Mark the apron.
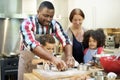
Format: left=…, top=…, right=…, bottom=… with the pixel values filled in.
left=18, top=18, right=39, bottom=80
left=18, top=49, right=37, bottom=80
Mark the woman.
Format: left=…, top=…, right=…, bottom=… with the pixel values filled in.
left=66, top=8, right=86, bottom=63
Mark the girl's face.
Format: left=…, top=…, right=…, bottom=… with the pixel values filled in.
left=72, top=14, right=84, bottom=28
left=43, top=42, right=55, bottom=54
left=89, top=36, right=97, bottom=49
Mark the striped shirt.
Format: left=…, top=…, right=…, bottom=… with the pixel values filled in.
left=20, top=15, right=71, bottom=51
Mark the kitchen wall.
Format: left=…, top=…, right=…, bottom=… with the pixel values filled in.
left=1, top=0, right=120, bottom=30
left=37, top=0, right=120, bottom=29
left=68, top=0, right=120, bottom=29
left=22, top=0, right=37, bottom=14
left=0, top=0, right=22, bottom=17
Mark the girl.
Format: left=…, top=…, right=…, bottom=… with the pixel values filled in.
left=83, top=29, right=106, bottom=63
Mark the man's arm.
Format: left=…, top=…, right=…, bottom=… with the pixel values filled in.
left=54, top=21, right=75, bottom=67
left=64, top=44, right=75, bottom=67
left=20, top=18, right=40, bottom=51
left=64, top=44, right=72, bottom=57
left=33, top=46, right=67, bottom=71
left=32, top=46, right=53, bottom=61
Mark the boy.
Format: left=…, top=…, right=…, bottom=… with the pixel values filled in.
left=32, top=34, right=56, bottom=65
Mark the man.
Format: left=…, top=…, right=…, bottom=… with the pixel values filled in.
left=18, top=1, right=74, bottom=80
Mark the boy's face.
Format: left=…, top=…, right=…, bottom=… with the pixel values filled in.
left=89, top=37, right=97, bottom=49
left=43, top=42, right=55, bottom=54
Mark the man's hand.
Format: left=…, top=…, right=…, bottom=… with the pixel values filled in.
left=51, top=57, right=67, bottom=71
left=63, top=44, right=75, bottom=68
left=65, top=56, right=75, bottom=68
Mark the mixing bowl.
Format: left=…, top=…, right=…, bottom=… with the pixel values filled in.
left=100, top=56, right=120, bottom=74
left=93, top=54, right=114, bottom=68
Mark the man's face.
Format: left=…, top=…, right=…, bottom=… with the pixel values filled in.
left=43, top=42, right=55, bottom=54
left=37, top=7, right=54, bottom=26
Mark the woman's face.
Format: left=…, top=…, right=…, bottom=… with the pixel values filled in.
left=37, top=7, right=54, bottom=26
left=89, top=37, right=97, bottom=49
left=72, top=14, right=84, bottom=27
left=43, top=42, right=55, bottom=54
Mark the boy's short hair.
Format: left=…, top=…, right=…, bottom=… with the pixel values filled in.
left=38, top=34, right=55, bottom=46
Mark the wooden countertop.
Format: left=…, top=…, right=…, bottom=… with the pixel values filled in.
left=24, top=68, right=92, bottom=80
left=24, top=67, right=120, bottom=80
left=24, top=73, right=40, bottom=80
left=32, top=68, right=91, bottom=80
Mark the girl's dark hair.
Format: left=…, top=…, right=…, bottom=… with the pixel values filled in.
left=83, top=30, right=94, bottom=49
left=83, top=28, right=106, bottom=49
left=95, top=28, right=106, bottom=47
left=39, top=1, right=54, bottom=10
left=38, top=34, right=55, bottom=46
left=69, top=8, right=85, bottom=22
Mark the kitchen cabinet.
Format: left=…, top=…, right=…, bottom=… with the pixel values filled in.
left=106, top=28, right=120, bottom=35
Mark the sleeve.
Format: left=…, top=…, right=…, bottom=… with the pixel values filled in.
left=65, top=27, right=73, bottom=44
left=54, top=21, right=72, bottom=47
left=83, top=48, right=88, bottom=55
left=20, top=18, right=40, bottom=51
left=97, top=47, right=103, bottom=54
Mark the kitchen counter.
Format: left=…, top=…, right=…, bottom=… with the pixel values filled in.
left=24, top=73, right=40, bottom=80
left=104, top=48, right=120, bottom=53
left=24, top=68, right=91, bottom=80
left=24, top=67, right=120, bottom=80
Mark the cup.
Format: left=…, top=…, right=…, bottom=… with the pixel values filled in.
left=107, top=72, right=117, bottom=80
left=83, top=65, right=88, bottom=71
left=107, top=77, right=116, bottom=80
left=78, top=64, right=83, bottom=70
left=95, top=75, right=105, bottom=80
left=37, top=65, right=43, bottom=70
